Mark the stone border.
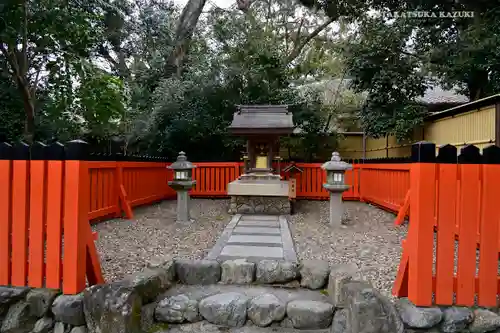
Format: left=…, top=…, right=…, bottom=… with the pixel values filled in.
left=2, top=258, right=500, bottom=333
left=279, top=215, right=297, bottom=262
left=205, top=214, right=242, bottom=261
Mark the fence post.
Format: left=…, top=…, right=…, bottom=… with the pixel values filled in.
left=45, top=142, right=65, bottom=289
left=11, top=142, right=30, bottom=286
left=62, top=140, right=89, bottom=294
left=408, top=141, right=436, bottom=306
left=0, top=142, right=13, bottom=285
left=28, top=142, right=47, bottom=287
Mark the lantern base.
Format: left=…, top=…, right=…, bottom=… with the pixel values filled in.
left=228, top=195, right=291, bottom=215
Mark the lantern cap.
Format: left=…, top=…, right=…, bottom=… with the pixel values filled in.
left=168, top=151, right=196, bottom=170
left=321, top=152, right=352, bottom=171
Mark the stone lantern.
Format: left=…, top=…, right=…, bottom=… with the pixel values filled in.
left=321, top=152, right=352, bottom=226
left=168, top=151, right=196, bottom=223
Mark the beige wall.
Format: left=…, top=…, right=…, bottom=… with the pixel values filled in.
left=335, top=103, right=496, bottom=158
left=424, top=105, right=495, bottom=153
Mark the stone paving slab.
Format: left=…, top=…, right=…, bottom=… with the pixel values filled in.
left=239, top=215, right=279, bottom=221
left=232, top=227, right=281, bottom=235
left=237, top=220, right=280, bottom=228
left=220, top=245, right=284, bottom=258
left=227, top=235, right=282, bottom=244
left=206, top=214, right=297, bottom=263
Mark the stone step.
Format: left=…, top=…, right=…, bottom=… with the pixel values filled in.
left=239, top=215, right=279, bottom=221
left=220, top=245, right=284, bottom=259
left=237, top=221, right=280, bottom=228
left=232, top=227, right=281, bottom=235
left=227, top=235, right=282, bottom=245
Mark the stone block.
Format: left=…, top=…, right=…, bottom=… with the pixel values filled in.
left=328, top=263, right=361, bottom=307
left=123, top=267, right=172, bottom=303
left=331, top=308, right=350, bottom=333
left=155, top=294, right=200, bottom=323
left=300, top=259, right=330, bottom=290
left=1, top=301, right=38, bottom=333
left=344, top=282, right=403, bottom=333
left=70, top=327, right=87, bottom=333
left=198, top=292, right=248, bottom=327
left=255, top=260, right=298, bottom=284
left=51, top=294, right=85, bottom=326
left=247, top=293, right=285, bottom=327
left=0, top=287, right=30, bottom=315
left=174, top=259, right=221, bottom=285
left=83, top=282, right=141, bottom=333
left=26, top=288, right=59, bottom=317
left=229, top=196, right=291, bottom=215
left=469, top=308, right=500, bottom=333
left=440, top=307, right=474, bottom=333
left=147, top=258, right=176, bottom=281
left=286, top=300, right=334, bottom=329
left=395, top=298, right=442, bottom=329
left=31, top=317, right=54, bottom=333
left=53, top=322, right=71, bottom=333
left=140, top=302, right=156, bottom=333
left=220, top=259, right=255, bottom=284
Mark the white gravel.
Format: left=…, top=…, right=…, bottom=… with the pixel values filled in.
left=91, top=199, right=230, bottom=282
left=92, top=199, right=407, bottom=297
left=288, top=200, right=408, bottom=297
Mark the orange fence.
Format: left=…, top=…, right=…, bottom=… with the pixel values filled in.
left=393, top=143, right=500, bottom=307
left=0, top=141, right=104, bottom=294
left=188, top=162, right=408, bottom=212
left=88, top=162, right=174, bottom=221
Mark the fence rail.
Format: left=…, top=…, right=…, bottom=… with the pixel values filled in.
left=393, top=143, right=500, bottom=307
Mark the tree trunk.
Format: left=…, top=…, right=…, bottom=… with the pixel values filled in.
left=16, top=75, right=35, bottom=143
left=163, top=0, right=207, bottom=77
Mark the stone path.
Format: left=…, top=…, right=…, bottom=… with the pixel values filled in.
left=206, top=214, right=297, bottom=263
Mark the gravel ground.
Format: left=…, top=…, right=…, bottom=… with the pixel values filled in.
left=92, top=199, right=407, bottom=297
left=289, top=200, right=408, bottom=297
left=91, top=199, right=230, bottom=282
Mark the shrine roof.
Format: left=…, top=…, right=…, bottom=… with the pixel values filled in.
left=229, top=105, right=294, bottom=134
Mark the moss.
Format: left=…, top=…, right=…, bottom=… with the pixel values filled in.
left=148, top=323, right=169, bottom=333
left=320, top=289, right=329, bottom=296
left=216, top=215, right=225, bottom=221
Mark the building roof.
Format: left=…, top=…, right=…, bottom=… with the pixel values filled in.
left=229, top=105, right=294, bottom=135
left=299, top=79, right=468, bottom=106
left=425, top=93, right=500, bottom=121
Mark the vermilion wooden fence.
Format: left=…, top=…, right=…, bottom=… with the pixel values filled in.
left=393, top=143, right=500, bottom=307
left=88, top=161, right=174, bottom=221
left=0, top=141, right=104, bottom=294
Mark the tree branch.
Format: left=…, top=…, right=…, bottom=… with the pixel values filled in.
left=21, top=0, right=28, bottom=75
left=286, top=17, right=334, bottom=65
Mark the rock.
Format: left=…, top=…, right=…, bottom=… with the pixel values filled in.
left=247, top=294, right=285, bottom=327
left=198, top=292, right=248, bottom=327
left=328, top=263, right=360, bottom=307
left=255, top=260, right=298, bottom=284
left=343, top=281, right=404, bottom=333
left=174, top=259, right=221, bottom=285
left=155, top=294, right=200, bottom=323
left=140, top=302, right=157, bottom=333
left=83, top=282, right=141, bottom=333
left=26, top=289, right=59, bottom=317
left=1, top=301, right=38, bottom=333
left=123, top=267, right=172, bottom=303
left=51, top=294, right=85, bottom=326
left=286, top=300, right=334, bottom=329
left=53, top=322, right=71, bottom=333
left=469, top=309, right=500, bottom=333
left=300, top=260, right=330, bottom=290
left=220, top=259, right=255, bottom=284
left=331, top=308, right=349, bottom=333
left=147, top=258, right=176, bottom=281
left=440, top=307, right=474, bottom=333
left=0, top=287, right=30, bottom=306
left=396, top=298, right=442, bottom=329
left=31, top=317, right=54, bottom=333
left=69, top=327, right=87, bottom=333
